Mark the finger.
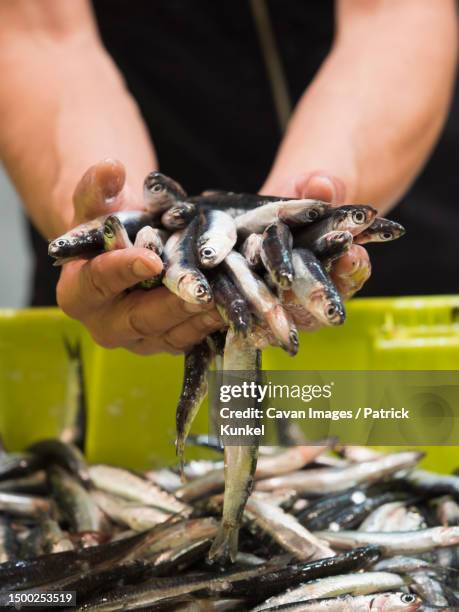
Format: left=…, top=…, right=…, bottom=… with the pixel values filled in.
left=83, top=287, right=216, bottom=348
left=57, top=248, right=163, bottom=317
left=131, top=310, right=224, bottom=355
left=330, top=244, right=371, bottom=300
left=294, top=171, right=346, bottom=205
left=73, top=159, right=126, bottom=222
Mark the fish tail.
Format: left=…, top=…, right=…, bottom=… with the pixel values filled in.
left=207, top=523, right=239, bottom=564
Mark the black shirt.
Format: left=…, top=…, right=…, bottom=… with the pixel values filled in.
left=29, top=0, right=459, bottom=305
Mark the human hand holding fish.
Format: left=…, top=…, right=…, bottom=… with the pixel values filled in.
left=56, top=160, right=222, bottom=355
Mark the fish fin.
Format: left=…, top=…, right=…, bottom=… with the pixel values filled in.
left=207, top=524, right=239, bottom=564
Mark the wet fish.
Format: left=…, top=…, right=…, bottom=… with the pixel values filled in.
left=240, top=233, right=264, bottom=269
left=103, top=214, right=133, bottom=250
left=143, top=171, right=187, bottom=214
left=360, top=502, right=425, bottom=533
left=49, top=466, right=107, bottom=533
left=163, top=219, right=213, bottom=304
left=208, top=331, right=260, bottom=564
left=251, top=571, right=407, bottom=610
left=354, top=217, right=406, bottom=245
left=91, top=490, right=170, bottom=531
left=305, top=230, right=353, bottom=268
left=197, top=208, right=237, bottom=268
left=0, top=452, right=44, bottom=482
left=294, top=205, right=377, bottom=246
left=288, top=248, right=345, bottom=327
left=434, top=496, right=459, bottom=526
left=88, top=465, right=190, bottom=515
left=61, top=339, right=86, bottom=451
left=28, top=439, right=91, bottom=485
left=410, top=573, right=450, bottom=608
left=315, top=526, right=459, bottom=555
left=236, top=199, right=330, bottom=237
left=162, top=201, right=197, bottom=230
left=223, top=251, right=298, bottom=355
left=256, top=451, right=423, bottom=494
left=405, top=469, right=459, bottom=500
left=259, top=592, right=421, bottom=611
left=245, top=497, right=334, bottom=561
left=210, top=271, right=252, bottom=336
left=133, top=225, right=168, bottom=256
left=260, top=222, right=294, bottom=289
left=0, top=491, right=51, bottom=518
left=48, top=210, right=156, bottom=261
left=176, top=339, right=213, bottom=469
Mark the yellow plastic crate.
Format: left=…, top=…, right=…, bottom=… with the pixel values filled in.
left=0, top=296, right=458, bottom=472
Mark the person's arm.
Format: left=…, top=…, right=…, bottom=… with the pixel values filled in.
left=0, top=0, right=221, bottom=353
left=262, top=0, right=458, bottom=212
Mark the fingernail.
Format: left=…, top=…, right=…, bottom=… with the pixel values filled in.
left=133, top=258, right=157, bottom=278
left=303, top=175, right=337, bottom=203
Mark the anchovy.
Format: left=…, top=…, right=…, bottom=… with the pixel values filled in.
left=20, top=519, right=73, bottom=558
left=210, top=272, right=252, bottom=336
left=208, top=331, right=260, bottom=564
left=240, top=233, right=264, bottom=269
left=315, top=526, right=459, bottom=555
left=224, top=251, right=298, bottom=355
left=60, top=339, right=86, bottom=451
left=0, top=491, right=51, bottom=518
left=197, top=208, right=237, bottom=267
left=88, top=465, right=190, bottom=515
left=0, top=453, right=44, bottom=482
left=163, top=218, right=213, bottom=304
left=302, top=230, right=353, bottom=269
left=359, top=502, right=425, bottom=533
left=48, top=210, right=156, bottom=261
left=405, top=469, right=459, bottom=500
left=410, top=573, right=450, bottom=608
left=49, top=466, right=107, bottom=533
left=236, top=199, right=330, bottom=237
left=103, top=214, right=133, bottom=250
left=256, top=451, right=423, bottom=494
left=257, top=592, right=421, bottom=611
left=251, top=571, right=407, bottom=610
left=354, top=217, right=406, bottom=245
left=27, top=439, right=91, bottom=485
left=161, top=201, right=197, bottom=229
left=143, top=171, right=187, bottom=214
left=91, top=490, right=170, bottom=531
left=133, top=226, right=168, bottom=256
left=289, top=249, right=345, bottom=327
left=245, top=497, right=334, bottom=561
left=260, top=222, right=294, bottom=289
left=176, top=339, right=213, bottom=469
left=435, top=496, right=459, bottom=526
left=294, top=205, right=377, bottom=246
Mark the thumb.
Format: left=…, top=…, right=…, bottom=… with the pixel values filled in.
left=72, top=159, right=126, bottom=223
left=293, top=171, right=346, bottom=205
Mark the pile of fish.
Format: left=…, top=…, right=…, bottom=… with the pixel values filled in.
left=2, top=439, right=459, bottom=609
left=48, top=173, right=405, bottom=562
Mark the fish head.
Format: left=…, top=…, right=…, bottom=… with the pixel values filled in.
left=335, top=205, right=377, bottom=232
left=48, top=233, right=84, bottom=259
left=362, top=218, right=406, bottom=243
left=134, top=226, right=163, bottom=253
left=308, top=289, right=345, bottom=326
left=178, top=273, right=213, bottom=304
left=103, top=215, right=131, bottom=250
left=143, top=172, right=187, bottom=212
left=162, top=203, right=196, bottom=229
left=371, top=592, right=421, bottom=611
left=280, top=200, right=331, bottom=225
left=199, top=244, right=219, bottom=267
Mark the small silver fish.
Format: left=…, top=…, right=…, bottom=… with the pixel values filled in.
left=143, top=171, right=187, bottom=214
left=354, top=217, right=406, bottom=245
left=240, top=234, right=263, bottom=269
left=163, top=219, right=213, bottom=304
left=197, top=209, right=237, bottom=268
left=161, top=202, right=197, bottom=230
left=260, top=221, right=294, bottom=289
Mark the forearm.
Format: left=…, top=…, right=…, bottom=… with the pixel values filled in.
left=0, top=0, right=155, bottom=238
left=263, top=0, right=458, bottom=212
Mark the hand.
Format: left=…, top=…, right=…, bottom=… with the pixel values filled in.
left=260, top=170, right=371, bottom=325
left=56, top=160, right=222, bottom=355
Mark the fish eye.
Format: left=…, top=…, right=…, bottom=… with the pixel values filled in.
left=352, top=210, right=366, bottom=224
left=57, top=240, right=66, bottom=246
left=289, top=330, right=299, bottom=345
left=195, top=284, right=207, bottom=298
left=401, top=594, right=416, bottom=604
left=104, top=227, right=114, bottom=239
left=308, top=209, right=320, bottom=220
left=152, top=183, right=163, bottom=193
left=381, top=231, right=392, bottom=240
left=326, top=305, right=337, bottom=318
left=201, top=247, right=215, bottom=259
